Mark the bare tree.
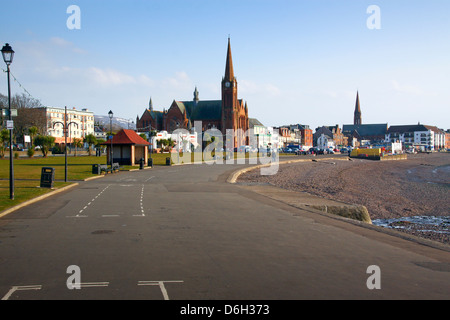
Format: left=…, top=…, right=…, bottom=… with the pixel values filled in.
left=11, top=93, right=46, bottom=143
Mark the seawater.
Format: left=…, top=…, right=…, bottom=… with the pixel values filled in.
left=372, top=216, right=450, bottom=234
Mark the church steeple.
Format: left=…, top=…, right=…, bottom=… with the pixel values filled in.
left=193, top=86, right=199, bottom=104
left=224, top=37, right=234, bottom=82
left=149, top=97, right=153, bottom=112
left=222, top=37, right=238, bottom=133
left=354, top=91, right=362, bottom=125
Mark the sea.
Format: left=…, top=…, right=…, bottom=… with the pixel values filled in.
left=372, top=215, right=450, bottom=234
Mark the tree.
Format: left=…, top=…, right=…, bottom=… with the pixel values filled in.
left=0, top=129, right=9, bottom=158
left=84, top=134, right=97, bottom=156
left=159, top=138, right=174, bottom=152
left=139, top=133, right=148, bottom=141
left=34, top=135, right=55, bottom=157
left=28, top=126, right=38, bottom=147
left=10, top=93, right=45, bottom=143
left=95, top=138, right=105, bottom=155
left=72, top=138, right=83, bottom=157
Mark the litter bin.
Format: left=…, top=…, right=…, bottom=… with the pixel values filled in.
left=139, top=158, right=145, bottom=170
left=40, top=167, right=55, bottom=188
left=148, top=158, right=153, bottom=167
left=92, top=164, right=101, bottom=174
left=166, top=157, right=171, bottom=166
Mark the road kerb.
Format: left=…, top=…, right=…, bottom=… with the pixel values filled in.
left=0, top=183, right=79, bottom=219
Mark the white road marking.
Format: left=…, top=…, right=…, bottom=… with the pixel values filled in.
left=68, top=184, right=111, bottom=218
left=134, top=184, right=146, bottom=217
left=78, top=282, right=109, bottom=288
left=2, top=285, right=42, bottom=300
left=137, top=280, right=183, bottom=300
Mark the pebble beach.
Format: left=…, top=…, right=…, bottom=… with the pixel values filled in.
left=238, top=152, right=450, bottom=245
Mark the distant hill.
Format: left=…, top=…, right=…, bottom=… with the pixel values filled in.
left=95, top=115, right=136, bottom=130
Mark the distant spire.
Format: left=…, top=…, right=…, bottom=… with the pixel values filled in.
left=149, top=97, right=153, bottom=111
left=193, top=86, right=199, bottom=104
left=224, top=37, right=234, bottom=81
left=354, top=91, right=362, bottom=125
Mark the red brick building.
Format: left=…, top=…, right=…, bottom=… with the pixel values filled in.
left=136, top=38, right=249, bottom=147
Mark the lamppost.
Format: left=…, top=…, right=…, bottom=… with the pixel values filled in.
left=2, top=43, right=15, bottom=200
left=53, top=106, right=78, bottom=182
left=108, top=110, right=113, bottom=168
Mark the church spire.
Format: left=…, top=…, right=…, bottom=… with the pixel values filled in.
left=193, top=86, right=199, bottom=104
left=354, top=91, right=362, bottom=125
left=149, top=97, right=153, bottom=111
left=224, top=37, right=234, bottom=82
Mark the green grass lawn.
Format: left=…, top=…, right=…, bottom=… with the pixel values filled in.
left=0, top=180, right=72, bottom=213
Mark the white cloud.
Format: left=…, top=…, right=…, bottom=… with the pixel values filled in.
left=239, top=79, right=281, bottom=97
left=89, top=67, right=137, bottom=86
left=50, top=37, right=87, bottom=54
left=162, top=71, right=192, bottom=90
left=391, top=80, right=427, bottom=96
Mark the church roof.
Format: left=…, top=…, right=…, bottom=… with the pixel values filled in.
left=343, top=124, right=388, bottom=137
left=175, top=100, right=223, bottom=121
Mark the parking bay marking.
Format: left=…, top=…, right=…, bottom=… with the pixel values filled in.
left=138, top=280, right=184, bottom=300
left=2, top=281, right=182, bottom=299
left=2, top=285, right=42, bottom=300
left=67, top=184, right=111, bottom=218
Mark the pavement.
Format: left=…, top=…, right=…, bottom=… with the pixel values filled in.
left=0, top=157, right=449, bottom=301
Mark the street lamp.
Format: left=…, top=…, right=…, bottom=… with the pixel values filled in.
left=53, top=106, right=78, bottom=182
left=2, top=43, right=15, bottom=200
left=108, top=110, right=113, bottom=168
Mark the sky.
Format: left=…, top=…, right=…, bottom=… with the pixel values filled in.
left=0, top=0, right=449, bottom=130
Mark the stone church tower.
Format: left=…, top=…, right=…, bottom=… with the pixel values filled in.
left=221, top=38, right=248, bottom=147
left=354, top=91, right=362, bottom=125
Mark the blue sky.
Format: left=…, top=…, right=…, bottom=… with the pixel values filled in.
left=0, top=0, right=449, bottom=130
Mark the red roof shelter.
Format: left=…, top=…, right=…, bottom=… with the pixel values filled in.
left=102, top=129, right=150, bottom=166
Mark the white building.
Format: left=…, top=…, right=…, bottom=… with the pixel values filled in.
left=249, top=118, right=272, bottom=148
left=317, top=133, right=335, bottom=149
left=40, top=106, right=95, bottom=144
left=386, top=124, right=445, bottom=151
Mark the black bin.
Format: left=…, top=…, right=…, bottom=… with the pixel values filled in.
left=40, top=167, right=55, bottom=188
left=139, top=158, right=145, bottom=170
left=92, top=164, right=101, bottom=174
left=148, top=158, right=153, bottom=167
left=166, top=157, right=171, bottom=166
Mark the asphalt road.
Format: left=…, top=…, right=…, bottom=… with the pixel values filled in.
left=0, top=158, right=449, bottom=301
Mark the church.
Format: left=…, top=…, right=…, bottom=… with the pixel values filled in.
left=136, top=38, right=249, bottom=147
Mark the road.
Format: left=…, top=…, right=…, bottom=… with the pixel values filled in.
left=0, top=158, right=449, bottom=301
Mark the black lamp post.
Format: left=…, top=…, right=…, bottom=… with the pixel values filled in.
left=2, top=43, right=15, bottom=200
left=108, top=110, right=113, bottom=168
left=53, top=106, right=78, bottom=182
